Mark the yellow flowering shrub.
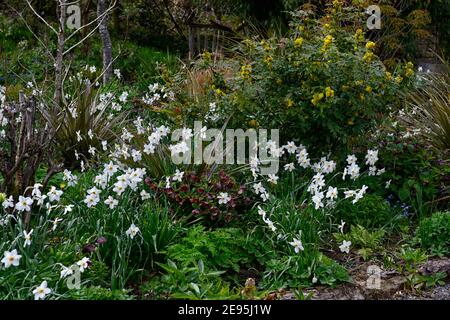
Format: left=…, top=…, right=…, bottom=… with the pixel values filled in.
left=210, top=5, right=415, bottom=151
left=165, top=4, right=415, bottom=153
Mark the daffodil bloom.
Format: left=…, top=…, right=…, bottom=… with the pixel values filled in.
left=172, top=169, right=184, bottom=182
left=257, top=206, right=266, bottom=220
left=253, top=182, right=265, bottom=195
left=15, top=196, right=33, bottom=212
left=289, top=238, right=304, bottom=253
left=104, top=196, right=119, bottom=209
left=33, top=281, right=51, bottom=300
left=312, top=192, right=324, bottom=209
left=23, top=229, right=33, bottom=247
left=218, top=192, right=231, bottom=205
left=338, top=220, right=346, bottom=233
left=2, top=195, right=14, bottom=209
left=52, top=218, right=63, bottom=231
left=2, top=249, right=22, bottom=268
left=47, top=186, right=63, bottom=203
left=140, top=190, right=151, bottom=201
left=264, top=219, right=277, bottom=232
left=126, top=223, right=140, bottom=239
left=326, top=186, right=338, bottom=201
left=339, top=240, right=351, bottom=254
left=77, top=257, right=91, bottom=272
left=60, top=265, right=74, bottom=279
left=267, top=174, right=278, bottom=184
left=284, top=163, right=295, bottom=172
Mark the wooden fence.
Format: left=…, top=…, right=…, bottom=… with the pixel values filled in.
left=187, top=20, right=235, bottom=60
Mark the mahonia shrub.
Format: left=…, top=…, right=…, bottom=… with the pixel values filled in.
left=172, top=4, right=415, bottom=153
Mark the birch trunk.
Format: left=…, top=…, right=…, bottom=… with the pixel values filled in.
left=54, top=0, right=67, bottom=107
left=98, top=0, right=113, bottom=84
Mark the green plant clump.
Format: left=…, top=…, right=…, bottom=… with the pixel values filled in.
left=415, top=212, right=450, bottom=256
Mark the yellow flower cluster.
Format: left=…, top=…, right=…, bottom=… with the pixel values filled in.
left=354, top=29, right=364, bottom=43
left=0, top=192, right=6, bottom=203
left=365, top=41, right=376, bottom=50
left=201, top=51, right=212, bottom=62
left=248, top=119, right=259, bottom=127
left=260, top=40, right=271, bottom=52
left=312, top=86, right=335, bottom=106
left=332, top=0, right=342, bottom=8
left=321, top=35, right=334, bottom=53
left=363, top=41, right=376, bottom=63
left=294, top=37, right=304, bottom=48
left=212, top=85, right=225, bottom=96
left=286, top=98, right=294, bottom=108
left=311, top=92, right=324, bottom=106
left=264, top=56, right=273, bottom=65
left=363, top=51, right=374, bottom=63
left=240, top=65, right=252, bottom=79
left=405, top=62, right=414, bottom=77
left=325, top=86, right=335, bottom=98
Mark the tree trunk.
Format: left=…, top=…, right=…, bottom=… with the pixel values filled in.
left=81, top=0, right=93, bottom=56
left=98, top=0, right=113, bottom=84
left=55, top=0, right=67, bottom=108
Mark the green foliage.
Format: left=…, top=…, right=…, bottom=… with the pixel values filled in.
left=66, top=286, right=135, bottom=300
left=40, top=80, right=128, bottom=169
left=262, top=252, right=349, bottom=289
left=166, top=226, right=262, bottom=273
left=146, top=260, right=239, bottom=300
left=334, top=225, right=385, bottom=260
left=0, top=173, right=181, bottom=297
left=398, top=247, right=429, bottom=274
left=397, top=247, right=429, bottom=292
left=115, top=42, right=179, bottom=91
left=259, top=191, right=326, bottom=251
left=369, top=119, right=449, bottom=215
left=334, top=194, right=401, bottom=230
left=414, top=212, right=450, bottom=256
left=405, top=71, right=450, bottom=152
left=422, top=272, right=447, bottom=288
left=293, top=287, right=314, bottom=300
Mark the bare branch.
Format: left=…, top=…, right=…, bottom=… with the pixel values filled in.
left=25, top=0, right=58, bottom=35
left=63, top=24, right=100, bottom=55
left=8, top=5, right=55, bottom=64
